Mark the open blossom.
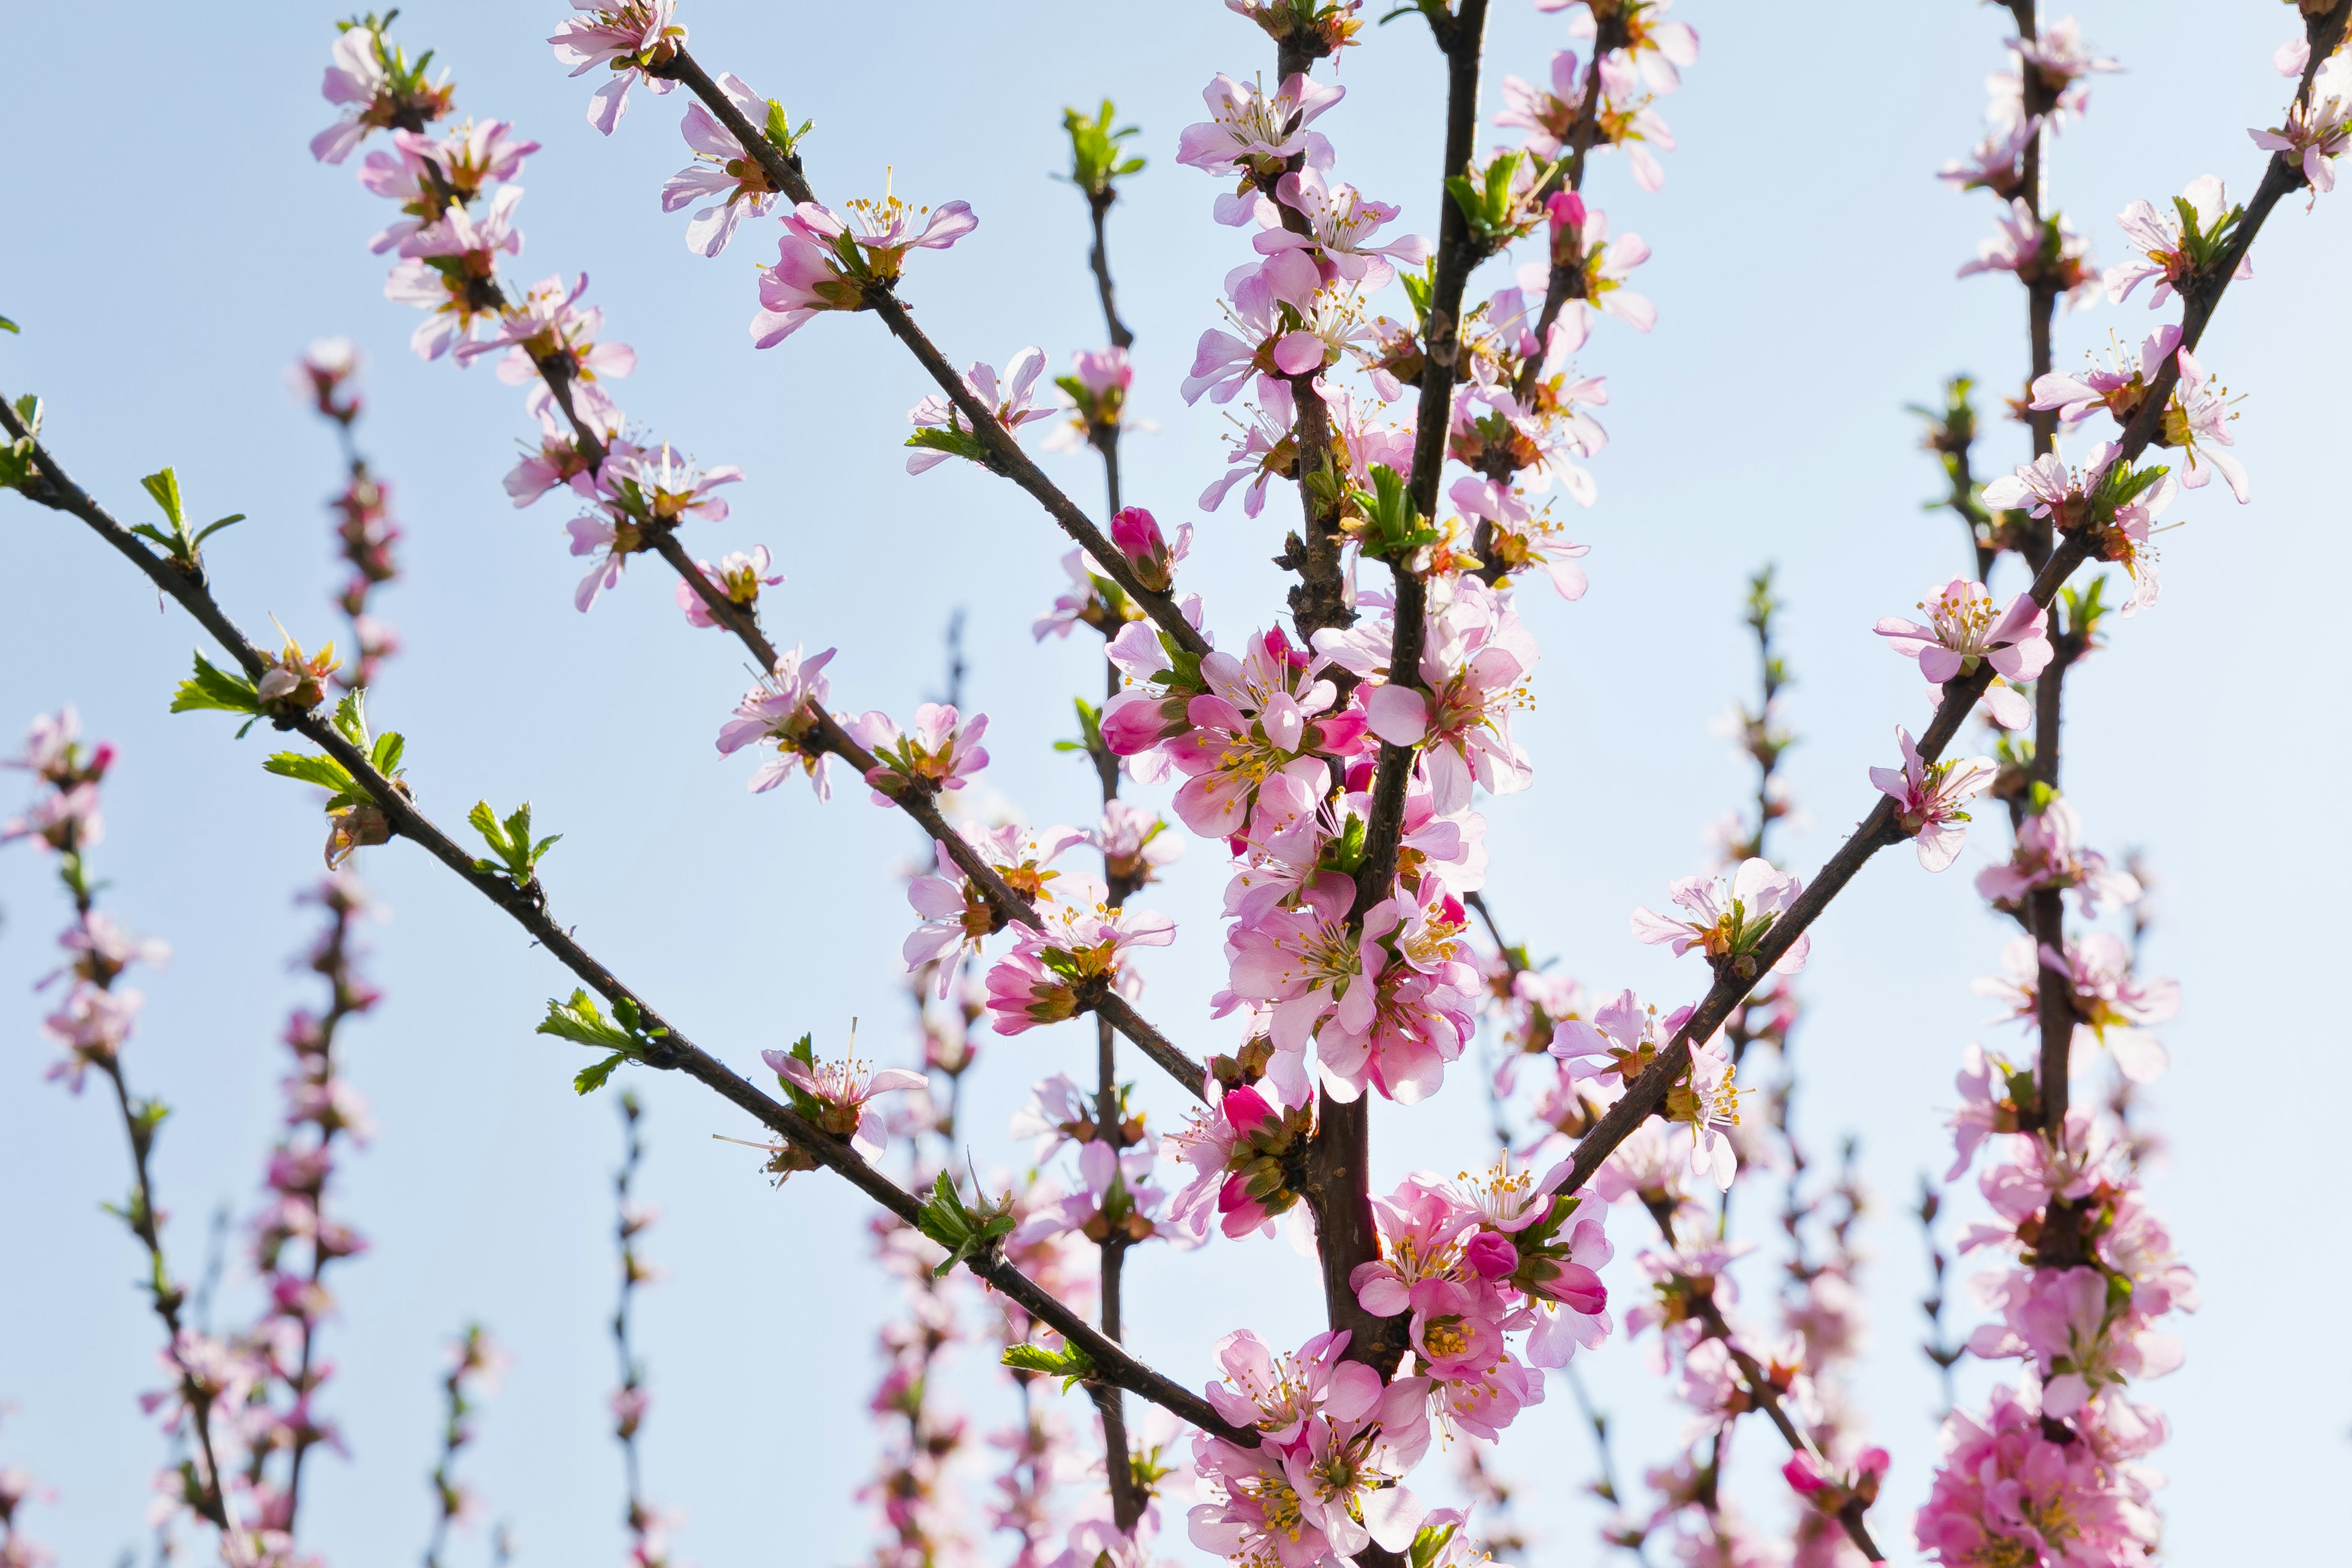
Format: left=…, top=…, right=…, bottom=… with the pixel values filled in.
left=1632, top=858, right=1811, bottom=976
left=1352, top=581, right=1540, bottom=815
left=715, top=644, right=836, bottom=797
left=548, top=2, right=685, bottom=134
left=1875, top=578, right=2051, bottom=687
left=1869, top=726, right=1996, bottom=872
left=906, top=347, right=1055, bottom=473
left=1182, top=252, right=1372, bottom=406
left=1958, top=197, right=2103, bottom=309
left=2162, top=345, right=2248, bottom=502
left=1199, top=375, right=1297, bottom=516
left=1499, top=51, right=1672, bottom=187
left=1153, top=630, right=1368, bottom=839
left=2105, top=175, right=2249, bottom=307
left=472, top=274, right=639, bottom=433
left=1540, top=193, right=1654, bottom=353
left=1939, top=117, right=2040, bottom=200
left=1974, top=931, right=2177, bottom=1083
left=847, top=704, right=990, bottom=804
left=1091, top=798, right=1183, bottom=889
left=1253, top=167, right=1430, bottom=290
left=983, top=875, right=1174, bottom=1036
left=40, top=982, right=142, bottom=1091
left=1973, top=796, right=2139, bottom=914
left=2250, top=51, right=2352, bottom=198
left=1202, top=1328, right=1381, bottom=1445
left=675, top=546, right=783, bottom=627
left=383, top=185, right=524, bottom=361
left=1914, top=1385, right=2157, bottom=1566
left=751, top=194, right=978, bottom=347
left=362, top=120, right=539, bottom=253
left=903, top=822, right=1087, bottom=984
left=760, top=1047, right=928, bottom=1163
left=312, top=22, right=451, bottom=164
left=1175, top=72, right=1344, bottom=192
left=663, top=72, right=782, bottom=255
left=1546, top=0, right=1702, bottom=96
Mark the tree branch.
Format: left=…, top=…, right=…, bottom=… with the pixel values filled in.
left=647, top=48, right=1207, bottom=660
left=0, top=419, right=1238, bottom=1446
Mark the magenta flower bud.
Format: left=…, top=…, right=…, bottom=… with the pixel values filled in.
left=1110, top=506, right=1175, bottom=593
left=1463, top=1230, right=1518, bottom=1280
left=1221, top=1083, right=1276, bottom=1138
left=1782, top=1454, right=1826, bottom=1494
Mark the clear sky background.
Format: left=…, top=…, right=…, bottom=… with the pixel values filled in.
left=2, top=2, right=2345, bottom=1564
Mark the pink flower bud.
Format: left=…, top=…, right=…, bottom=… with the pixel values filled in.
left=1464, top=1230, right=1518, bottom=1279
left=1782, top=1453, right=1826, bottom=1494
left=1222, top=1083, right=1277, bottom=1137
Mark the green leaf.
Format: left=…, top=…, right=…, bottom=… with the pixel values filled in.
left=761, top=99, right=814, bottom=157
left=371, top=730, right=405, bottom=777
left=574, top=1050, right=631, bottom=1095
left=331, top=688, right=371, bottom=748
left=170, top=651, right=265, bottom=717
left=905, top=424, right=993, bottom=467
left=915, top=1170, right=1017, bottom=1276
left=263, top=752, right=361, bottom=797
left=1000, top=1340, right=1097, bottom=1392
left=192, top=513, right=246, bottom=545
left=139, top=468, right=186, bottom=530
left=536, top=989, right=640, bottom=1053
left=1408, top=1521, right=1462, bottom=1568
left=0, top=315, right=17, bottom=334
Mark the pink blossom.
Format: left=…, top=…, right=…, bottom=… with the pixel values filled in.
left=548, top=2, right=685, bottom=135
left=1546, top=0, right=1701, bottom=96
left=1181, top=252, right=1363, bottom=406
left=1630, top=858, right=1811, bottom=975
left=662, top=72, right=780, bottom=255
left=1198, top=375, right=1297, bottom=515
left=715, top=644, right=837, bottom=797
left=2105, top=175, right=2249, bottom=307
left=1973, top=796, right=2140, bottom=914
left=383, top=185, right=526, bottom=361
left=1201, top=1328, right=1379, bottom=1445
left=1540, top=193, right=1655, bottom=353
left=759, top=1046, right=929, bottom=1163
left=1175, top=72, right=1346, bottom=186
left=751, top=195, right=977, bottom=347
left=1869, top=726, right=1996, bottom=872
left=1278, top=1384, right=1433, bottom=1561
left=312, top=23, right=450, bottom=164
left=1874, top=579, right=2052, bottom=704
left=906, top=348, right=1055, bottom=474
left=1160, top=631, right=1366, bottom=839
left=1090, top=798, right=1184, bottom=889
left=2165, top=346, right=2248, bottom=502
left=1354, top=579, right=1539, bottom=813
left=846, top=704, right=990, bottom=802
left=1253, top=167, right=1431, bottom=290
left=39, top=982, right=141, bottom=1091
left=2249, top=52, right=2352, bottom=198
left=675, top=546, right=783, bottom=628
left=1958, top=197, right=2103, bottom=310
left=903, top=822, right=1087, bottom=984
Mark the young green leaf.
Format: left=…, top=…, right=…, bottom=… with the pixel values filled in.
left=536, top=989, right=641, bottom=1053
left=1000, top=1340, right=1098, bottom=1392
left=574, top=1050, right=631, bottom=1095
left=0, top=315, right=17, bottom=334
left=169, top=651, right=266, bottom=717
left=263, top=752, right=362, bottom=799
left=140, top=468, right=186, bottom=530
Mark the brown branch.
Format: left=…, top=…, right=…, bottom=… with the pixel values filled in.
left=1549, top=26, right=2343, bottom=1199
left=0, top=421, right=1238, bottom=1447
left=647, top=48, right=1207, bottom=661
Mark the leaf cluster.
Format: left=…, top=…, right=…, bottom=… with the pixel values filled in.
left=130, top=467, right=243, bottom=573
left=261, top=690, right=405, bottom=810
left=0, top=393, right=40, bottom=491
left=1000, top=1339, right=1098, bottom=1392
left=1445, top=150, right=1556, bottom=251
left=468, top=800, right=560, bottom=891
left=1351, top=464, right=1440, bottom=562
left=914, top=1170, right=1017, bottom=1277
left=537, top=989, right=671, bottom=1095
left=1061, top=100, right=1145, bottom=198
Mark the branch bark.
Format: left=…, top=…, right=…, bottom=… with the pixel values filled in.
left=0, top=419, right=1238, bottom=1447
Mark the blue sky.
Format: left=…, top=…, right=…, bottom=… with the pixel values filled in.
left=2, top=2, right=2346, bottom=1564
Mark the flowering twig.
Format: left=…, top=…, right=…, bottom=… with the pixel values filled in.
left=610, top=1091, right=672, bottom=1567
left=0, top=415, right=1243, bottom=1446
left=646, top=47, right=1210, bottom=660
left=423, top=1325, right=500, bottom=1568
